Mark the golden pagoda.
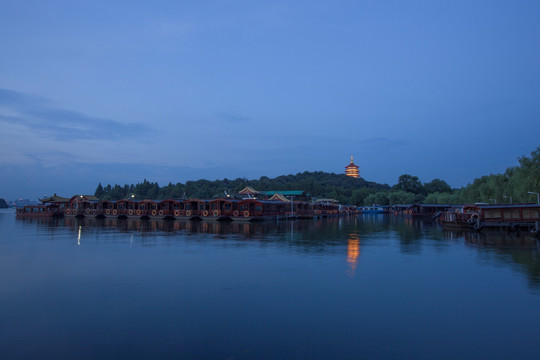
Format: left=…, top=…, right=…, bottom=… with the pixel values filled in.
left=345, top=155, right=360, bottom=178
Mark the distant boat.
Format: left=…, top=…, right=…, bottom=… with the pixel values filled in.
left=359, top=206, right=385, bottom=214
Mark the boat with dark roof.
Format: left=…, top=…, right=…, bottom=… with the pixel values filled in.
left=439, top=203, right=540, bottom=234
left=16, top=194, right=70, bottom=218
left=15, top=186, right=347, bottom=221
left=16, top=204, right=60, bottom=217
left=229, top=199, right=290, bottom=221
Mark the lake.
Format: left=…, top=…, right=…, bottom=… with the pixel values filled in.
left=1, top=208, right=539, bottom=359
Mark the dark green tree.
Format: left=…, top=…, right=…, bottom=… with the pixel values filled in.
left=95, top=183, right=104, bottom=198
left=364, top=192, right=390, bottom=206
left=424, top=179, right=452, bottom=194
left=395, top=174, right=424, bottom=194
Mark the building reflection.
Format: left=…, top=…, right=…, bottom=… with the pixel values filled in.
left=444, top=229, right=540, bottom=249
left=14, top=215, right=540, bottom=287
left=347, top=233, right=361, bottom=277
left=61, top=217, right=294, bottom=238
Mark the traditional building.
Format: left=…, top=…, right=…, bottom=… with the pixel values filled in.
left=237, top=187, right=308, bottom=201
left=345, top=156, right=360, bottom=178
left=238, top=186, right=260, bottom=197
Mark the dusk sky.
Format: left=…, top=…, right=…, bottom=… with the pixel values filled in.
left=1, top=0, right=539, bottom=200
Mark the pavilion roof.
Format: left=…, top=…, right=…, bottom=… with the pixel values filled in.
left=39, top=195, right=71, bottom=203
left=269, top=194, right=291, bottom=202
left=238, top=186, right=260, bottom=195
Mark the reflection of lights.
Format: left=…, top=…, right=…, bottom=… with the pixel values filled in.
left=77, top=225, right=82, bottom=245
left=291, top=222, right=294, bottom=241
left=347, top=233, right=360, bottom=277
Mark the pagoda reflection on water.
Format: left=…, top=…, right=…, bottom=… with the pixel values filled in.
left=347, top=233, right=361, bottom=277
left=345, top=155, right=360, bottom=178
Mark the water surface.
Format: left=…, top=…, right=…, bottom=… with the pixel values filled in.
left=1, top=209, right=539, bottom=359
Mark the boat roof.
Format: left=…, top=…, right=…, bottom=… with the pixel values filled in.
left=39, top=195, right=71, bottom=203
left=475, top=203, right=539, bottom=209
left=210, top=198, right=241, bottom=203
left=410, top=204, right=460, bottom=208
left=260, top=190, right=306, bottom=196
left=240, top=199, right=289, bottom=204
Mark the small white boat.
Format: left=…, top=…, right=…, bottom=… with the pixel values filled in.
left=359, top=206, right=385, bottom=214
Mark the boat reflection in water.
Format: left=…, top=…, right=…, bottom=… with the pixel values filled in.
left=15, top=214, right=540, bottom=285
left=444, top=229, right=540, bottom=249
left=59, top=216, right=361, bottom=239
left=444, top=229, right=540, bottom=286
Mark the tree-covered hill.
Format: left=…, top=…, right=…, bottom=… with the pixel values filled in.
left=95, top=171, right=390, bottom=205
left=0, top=199, right=8, bottom=208
left=95, top=145, right=540, bottom=206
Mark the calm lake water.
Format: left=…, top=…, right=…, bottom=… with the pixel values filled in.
left=1, top=208, right=540, bottom=360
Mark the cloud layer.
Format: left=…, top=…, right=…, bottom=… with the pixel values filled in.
left=0, top=88, right=148, bottom=141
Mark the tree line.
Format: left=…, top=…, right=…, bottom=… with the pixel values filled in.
left=0, top=198, right=8, bottom=208
left=95, top=146, right=540, bottom=206
left=423, top=145, right=540, bottom=205
left=361, top=146, right=540, bottom=205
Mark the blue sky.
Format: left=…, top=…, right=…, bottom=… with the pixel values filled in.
left=1, top=0, right=539, bottom=200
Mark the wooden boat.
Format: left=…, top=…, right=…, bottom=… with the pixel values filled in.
left=16, top=204, right=60, bottom=217
left=113, top=199, right=131, bottom=218
left=151, top=199, right=176, bottom=220
left=439, top=203, right=540, bottom=234
left=404, top=204, right=456, bottom=217
left=101, top=200, right=118, bottom=218
left=339, top=205, right=358, bottom=216
left=16, top=194, right=70, bottom=218
left=64, top=195, right=100, bottom=217
left=123, top=199, right=156, bottom=220
left=297, top=202, right=317, bottom=219
left=173, top=199, right=202, bottom=220
left=312, top=201, right=340, bottom=218
left=16, top=192, right=358, bottom=222
left=198, top=198, right=240, bottom=221
left=230, top=199, right=289, bottom=221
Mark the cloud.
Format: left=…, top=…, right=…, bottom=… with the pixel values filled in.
left=0, top=88, right=48, bottom=108
left=215, top=111, right=252, bottom=123
left=0, top=161, right=264, bottom=200
left=0, top=88, right=149, bottom=141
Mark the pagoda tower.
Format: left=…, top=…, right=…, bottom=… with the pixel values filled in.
left=345, top=155, right=360, bottom=178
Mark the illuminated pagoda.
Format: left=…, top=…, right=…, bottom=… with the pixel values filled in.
left=345, top=155, right=360, bottom=178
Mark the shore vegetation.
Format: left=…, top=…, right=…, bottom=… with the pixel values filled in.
left=95, top=146, right=540, bottom=206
